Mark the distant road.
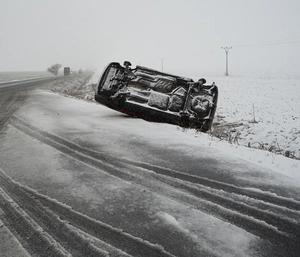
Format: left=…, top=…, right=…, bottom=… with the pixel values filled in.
left=0, top=76, right=61, bottom=93
left=0, top=75, right=65, bottom=130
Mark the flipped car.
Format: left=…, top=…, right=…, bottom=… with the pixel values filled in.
left=95, top=61, right=218, bottom=132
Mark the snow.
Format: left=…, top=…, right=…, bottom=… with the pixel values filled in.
left=1, top=70, right=299, bottom=256
left=83, top=70, right=300, bottom=181
left=153, top=210, right=256, bottom=257
left=0, top=218, right=31, bottom=257
left=155, top=211, right=190, bottom=234
left=203, top=73, right=300, bottom=180
left=209, top=74, right=300, bottom=154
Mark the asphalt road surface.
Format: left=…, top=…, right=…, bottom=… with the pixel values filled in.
left=0, top=77, right=299, bottom=257
left=0, top=76, right=59, bottom=94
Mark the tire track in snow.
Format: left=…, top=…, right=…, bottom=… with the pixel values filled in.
left=0, top=169, right=175, bottom=257
left=0, top=169, right=110, bottom=257
left=0, top=183, right=71, bottom=257
left=10, top=116, right=300, bottom=211
left=9, top=115, right=300, bottom=256
left=0, top=91, right=25, bottom=131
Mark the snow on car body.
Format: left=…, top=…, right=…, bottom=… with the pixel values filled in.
left=95, top=61, right=218, bottom=132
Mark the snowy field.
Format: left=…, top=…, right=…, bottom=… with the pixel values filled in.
left=205, top=73, right=300, bottom=180
left=43, top=69, right=300, bottom=182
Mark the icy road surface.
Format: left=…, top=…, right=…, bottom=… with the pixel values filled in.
left=0, top=88, right=299, bottom=256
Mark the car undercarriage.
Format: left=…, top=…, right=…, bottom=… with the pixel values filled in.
left=95, top=61, right=218, bottom=132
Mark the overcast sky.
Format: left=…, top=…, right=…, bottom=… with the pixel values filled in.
left=1, top=0, right=300, bottom=77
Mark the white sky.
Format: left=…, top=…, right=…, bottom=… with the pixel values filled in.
left=1, top=0, right=300, bottom=76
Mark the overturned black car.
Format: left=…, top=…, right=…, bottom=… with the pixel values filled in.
left=95, top=61, right=218, bottom=132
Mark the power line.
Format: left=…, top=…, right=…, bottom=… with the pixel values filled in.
left=156, top=50, right=217, bottom=71
left=232, top=37, right=300, bottom=48
left=162, top=49, right=217, bottom=60
left=221, top=46, right=232, bottom=76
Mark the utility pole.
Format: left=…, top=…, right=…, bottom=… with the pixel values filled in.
left=221, top=47, right=232, bottom=76
left=159, top=58, right=165, bottom=72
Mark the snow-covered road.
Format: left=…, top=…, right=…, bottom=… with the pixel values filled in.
left=0, top=82, right=299, bottom=256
